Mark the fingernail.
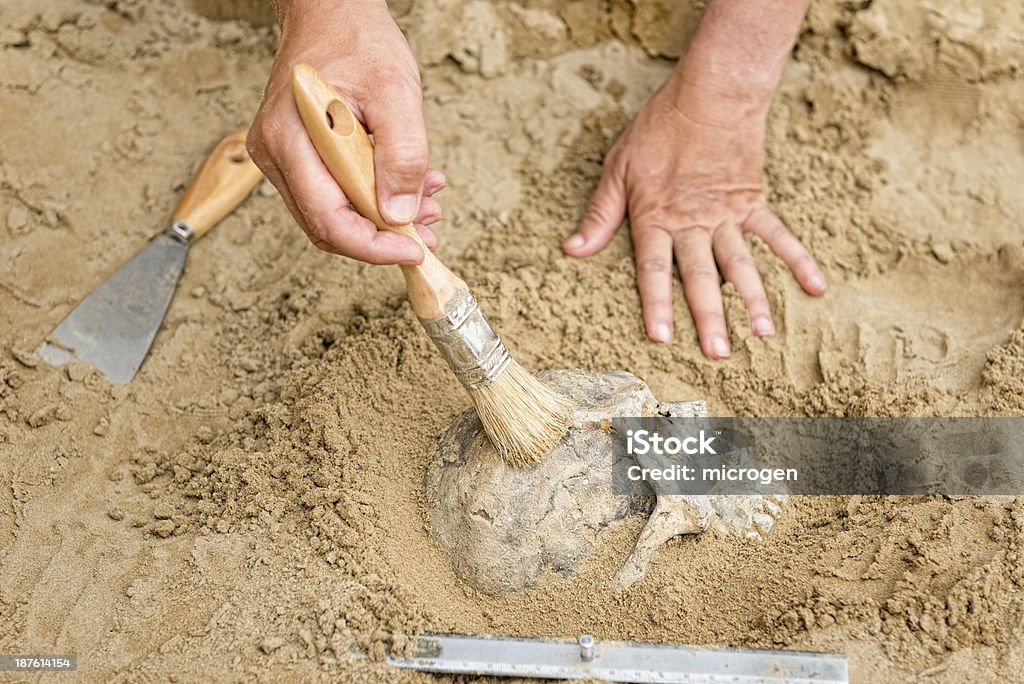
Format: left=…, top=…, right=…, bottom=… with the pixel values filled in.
left=384, top=194, right=418, bottom=223
left=752, top=316, right=775, bottom=337
left=564, top=234, right=586, bottom=251
left=423, top=214, right=443, bottom=225
left=652, top=323, right=672, bottom=343
left=809, top=274, right=826, bottom=293
left=710, top=337, right=731, bottom=358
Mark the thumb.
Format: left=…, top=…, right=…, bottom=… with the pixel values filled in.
left=564, top=161, right=627, bottom=257
left=363, top=82, right=429, bottom=225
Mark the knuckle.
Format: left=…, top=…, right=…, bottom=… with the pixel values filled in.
left=311, top=239, right=336, bottom=255
left=723, top=253, right=757, bottom=271
left=695, top=313, right=725, bottom=330
left=302, top=221, right=330, bottom=248
left=582, top=202, right=617, bottom=229
left=387, top=143, right=429, bottom=166
left=683, top=264, right=720, bottom=282
left=244, top=127, right=268, bottom=165
left=378, top=141, right=429, bottom=176
left=635, top=210, right=674, bottom=235
left=244, top=127, right=260, bottom=155
left=301, top=209, right=344, bottom=244
left=251, top=111, right=279, bottom=142
left=636, top=257, right=674, bottom=275
left=767, top=221, right=791, bottom=244
left=247, top=117, right=283, bottom=168
left=381, top=72, right=422, bottom=98
left=301, top=218, right=336, bottom=254
left=368, top=76, right=422, bottom=113
left=312, top=218, right=391, bottom=265
left=642, top=296, right=673, bottom=312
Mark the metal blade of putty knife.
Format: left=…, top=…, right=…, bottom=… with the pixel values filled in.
left=386, top=632, right=849, bottom=684
left=34, top=128, right=262, bottom=383
left=36, top=227, right=191, bottom=383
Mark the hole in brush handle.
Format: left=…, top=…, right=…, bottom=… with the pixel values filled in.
left=326, top=100, right=355, bottom=136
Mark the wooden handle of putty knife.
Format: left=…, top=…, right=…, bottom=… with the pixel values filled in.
left=291, top=63, right=466, bottom=320
left=170, top=128, right=264, bottom=240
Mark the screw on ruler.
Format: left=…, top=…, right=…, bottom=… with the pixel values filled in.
left=578, top=634, right=595, bottom=662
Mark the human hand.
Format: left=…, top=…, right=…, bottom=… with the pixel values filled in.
left=248, top=0, right=444, bottom=264
left=563, top=72, right=826, bottom=359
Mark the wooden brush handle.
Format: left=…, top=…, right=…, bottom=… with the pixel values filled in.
left=171, top=128, right=263, bottom=239
left=291, top=63, right=464, bottom=319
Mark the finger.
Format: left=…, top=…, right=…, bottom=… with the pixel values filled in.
left=416, top=197, right=443, bottom=225
left=274, top=166, right=426, bottom=261
left=278, top=121, right=425, bottom=264
left=632, top=227, right=676, bottom=343
left=424, top=168, right=447, bottom=197
left=364, top=80, right=429, bottom=225
left=246, top=128, right=312, bottom=233
left=415, top=224, right=437, bottom=249
left=251, top=156, right=313, bottom=237
left=372, top=224, right=437, bottom=251
left=251, top=155, right=359, bottom=259
left=675, top=229, right=730, bottom=359
left=564, top=160, right=626, bottom=257
left=360, top=230, right=429, bottom=264
left=712, top=224, right=775, bottom=338
left=745, top=208, right=827, bottom=295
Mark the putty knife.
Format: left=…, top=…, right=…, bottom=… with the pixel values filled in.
left=35, top=129, right=263, bottom=382
left=386, top=632, right=848, bottom=683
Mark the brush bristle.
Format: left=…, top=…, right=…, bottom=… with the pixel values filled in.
left=467, top=361, right=574, bottom=467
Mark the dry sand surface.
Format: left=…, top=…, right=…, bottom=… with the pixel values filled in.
left=2, top=0, right=1024, bottom=681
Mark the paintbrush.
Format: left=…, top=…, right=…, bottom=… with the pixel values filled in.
left=291, top=63, right=572, bottom=467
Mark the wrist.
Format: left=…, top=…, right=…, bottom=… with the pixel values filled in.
left=673, top=33, right=785, bottom=120
left=668, top=0, right=808, bottom=123
left=275, top=0, right=388, bottom=34
left=677, top=52, right=780, bottom=103
left=662, top=63, right=774, bottom=129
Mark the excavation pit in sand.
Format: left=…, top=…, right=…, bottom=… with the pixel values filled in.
left=425, top=369, right=787, bottom=594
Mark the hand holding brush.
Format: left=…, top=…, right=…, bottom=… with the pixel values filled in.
left=290, top=64, right=572, bottom=467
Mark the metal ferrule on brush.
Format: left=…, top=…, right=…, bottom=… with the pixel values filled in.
left=419, top=288, right=511, bottom=389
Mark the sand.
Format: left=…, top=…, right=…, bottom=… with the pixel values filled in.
left=2, top=0, right=1024, bottom=681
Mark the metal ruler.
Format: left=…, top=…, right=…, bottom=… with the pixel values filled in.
left=386, top=633, right=848, bottom=683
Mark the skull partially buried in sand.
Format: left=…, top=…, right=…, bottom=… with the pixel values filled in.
left=425, top=369, right=787, bottom=594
